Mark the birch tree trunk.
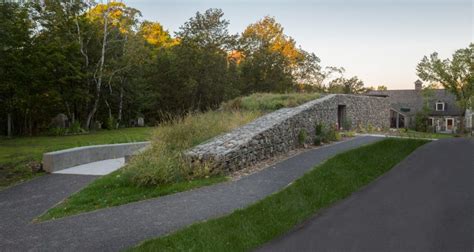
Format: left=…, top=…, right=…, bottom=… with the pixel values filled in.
left=116, top=85, right=124, bottom=129
left=85, top=5, right=109, bottom=129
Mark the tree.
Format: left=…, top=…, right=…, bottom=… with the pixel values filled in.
left=0, top=3, right=33, bottom=136
left=240, top=16, right=317, bottom=93
left=293, top=49, right=324, bottom=92
left=377, top=85, right=388, bottom=91
left=328, top=76, right=366, bottom=94
left=30, top=0, right=88, bottom=126
left=176, top=8, right=237, bottom=50
left=146, top=8, right=239, bottom=118
left=139, top=21, right=176, bottom=49
left=417, top=44, right=474, bottom=111
left=241, top=16, right=302, bottom=65
left=82, top=1, right=141, bottom=129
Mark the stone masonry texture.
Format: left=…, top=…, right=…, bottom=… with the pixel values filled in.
left=185, top=94, right=389, bottom=172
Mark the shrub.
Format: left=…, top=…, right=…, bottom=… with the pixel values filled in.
left=315, top=123, right=323, bottom=136
left=342, top=117, right=352, bottom=130
left=326, top=125, right=339, bottom=142
left=48, top=127, right=67, bottom=136
left=334, top=131, right=342, bottom=141
left=414, top=112, right=428, bottom=132
left=366, top=123, right=374, bottom=133
left=298, top=129, right=308, bottom=145
left=68, top=121, right=85, bottom=134
left=313, top=136, right=322, bottom=146
left=343, top=131, right=356, bottom=138
left=104, top=116, right=117, bottom=130
left=318, top=124, right=337, bottom=143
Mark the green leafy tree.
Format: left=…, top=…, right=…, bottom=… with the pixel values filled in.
left=146, top=8, right=239, bottom=119
left=239, top=16, right=306, bottom=93
left=0, top=3, right=33, bottom=136
left=328, top=76, right=366, bottom=94
left=417, top=44, right=474, bottom=110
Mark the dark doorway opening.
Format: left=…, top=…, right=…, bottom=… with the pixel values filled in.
left=337, top=105, right=346, bottom=130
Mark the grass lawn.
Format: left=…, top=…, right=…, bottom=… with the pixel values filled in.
left=389, top=129, right=454, bottom=139
left=0, top=127, right=153, bottom=190
left=131, top=138, right=428, bottom=252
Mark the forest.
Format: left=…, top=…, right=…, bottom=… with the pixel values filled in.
left=0, top=1, right=377, bottom=137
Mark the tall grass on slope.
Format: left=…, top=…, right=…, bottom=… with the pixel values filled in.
left=123, top=110, right=262, bottom=186
left=222, top=93, right=321, bottom=112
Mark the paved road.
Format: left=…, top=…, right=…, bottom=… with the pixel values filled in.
left=258, top=137, right=474, bottom=252
left=0, top=136, right=381, bottom=251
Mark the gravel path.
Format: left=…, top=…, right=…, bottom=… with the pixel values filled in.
left=0, top=136, right=381, bottom=251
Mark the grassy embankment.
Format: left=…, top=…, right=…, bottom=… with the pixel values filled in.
left=37, top=93, right=321, bottom=221
left=132, top=138, right=428, bottom=251
left=0, top=127, right=152, bottom=190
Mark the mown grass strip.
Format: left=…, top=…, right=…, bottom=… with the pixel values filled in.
left=131, top=138, right=428, bottom=252
left=35, top=174, right=226, bottom=222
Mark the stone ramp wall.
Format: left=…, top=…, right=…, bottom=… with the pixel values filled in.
left=186, top=94, right=389, bottom=172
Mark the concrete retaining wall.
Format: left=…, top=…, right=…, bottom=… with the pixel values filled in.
left=42, top=142, right=150, bottom=173
left=185, top=94, right=389, bottom=172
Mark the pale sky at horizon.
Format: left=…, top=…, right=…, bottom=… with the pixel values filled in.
left=125, top=0, right=472, bottom=90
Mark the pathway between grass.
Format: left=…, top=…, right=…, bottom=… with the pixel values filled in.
left=0, top=136, right=381, bottom=251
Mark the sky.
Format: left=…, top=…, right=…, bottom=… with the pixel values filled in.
left=125, top=0, right=472, bottom=90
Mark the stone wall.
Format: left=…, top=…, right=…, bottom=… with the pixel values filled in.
left=185, top=94, right=389, bottom=172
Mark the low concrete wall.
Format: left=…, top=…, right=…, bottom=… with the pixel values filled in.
left=43, top=142, right=150, bottom=173
left=186, top=94, right=389, bottom=172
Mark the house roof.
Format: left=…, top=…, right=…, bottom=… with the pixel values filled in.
left=367, top=89, right=464, bottom=116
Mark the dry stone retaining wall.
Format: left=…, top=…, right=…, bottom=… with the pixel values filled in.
left=186, top=94, right=389, bottom=172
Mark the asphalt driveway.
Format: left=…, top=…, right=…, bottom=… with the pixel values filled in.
left=258, top=137, right=474, bottom=252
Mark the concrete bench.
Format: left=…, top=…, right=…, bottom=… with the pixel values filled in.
left=42, top=142, right=150, bottom=173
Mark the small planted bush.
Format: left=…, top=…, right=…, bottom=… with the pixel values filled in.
left=313, top=136, right=322, bottom=146
left=366, top=123, right=374, bottom=133
left=298, top=129, right=308, bottom=146
left=342, top=131, right=356, bottom=138
left=315, top=123, right=323, bottom=136
left=48, top=127, right=68, bottom=136
left=342, top=117, right=352, bottom=130
left=326, top=125, right=338, bottom=142
left=104, top=116, right=117, bottom=130
left=68, top=121, right=86, bottom=134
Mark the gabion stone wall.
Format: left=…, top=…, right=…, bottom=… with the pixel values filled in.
left=185, top=94, right=389, bottom=172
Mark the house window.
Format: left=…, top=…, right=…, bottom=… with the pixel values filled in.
left=436, top=102, right=445, bottom=111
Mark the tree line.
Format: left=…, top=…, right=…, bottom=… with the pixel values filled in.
left=1, top=1, right=374, bottom=137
